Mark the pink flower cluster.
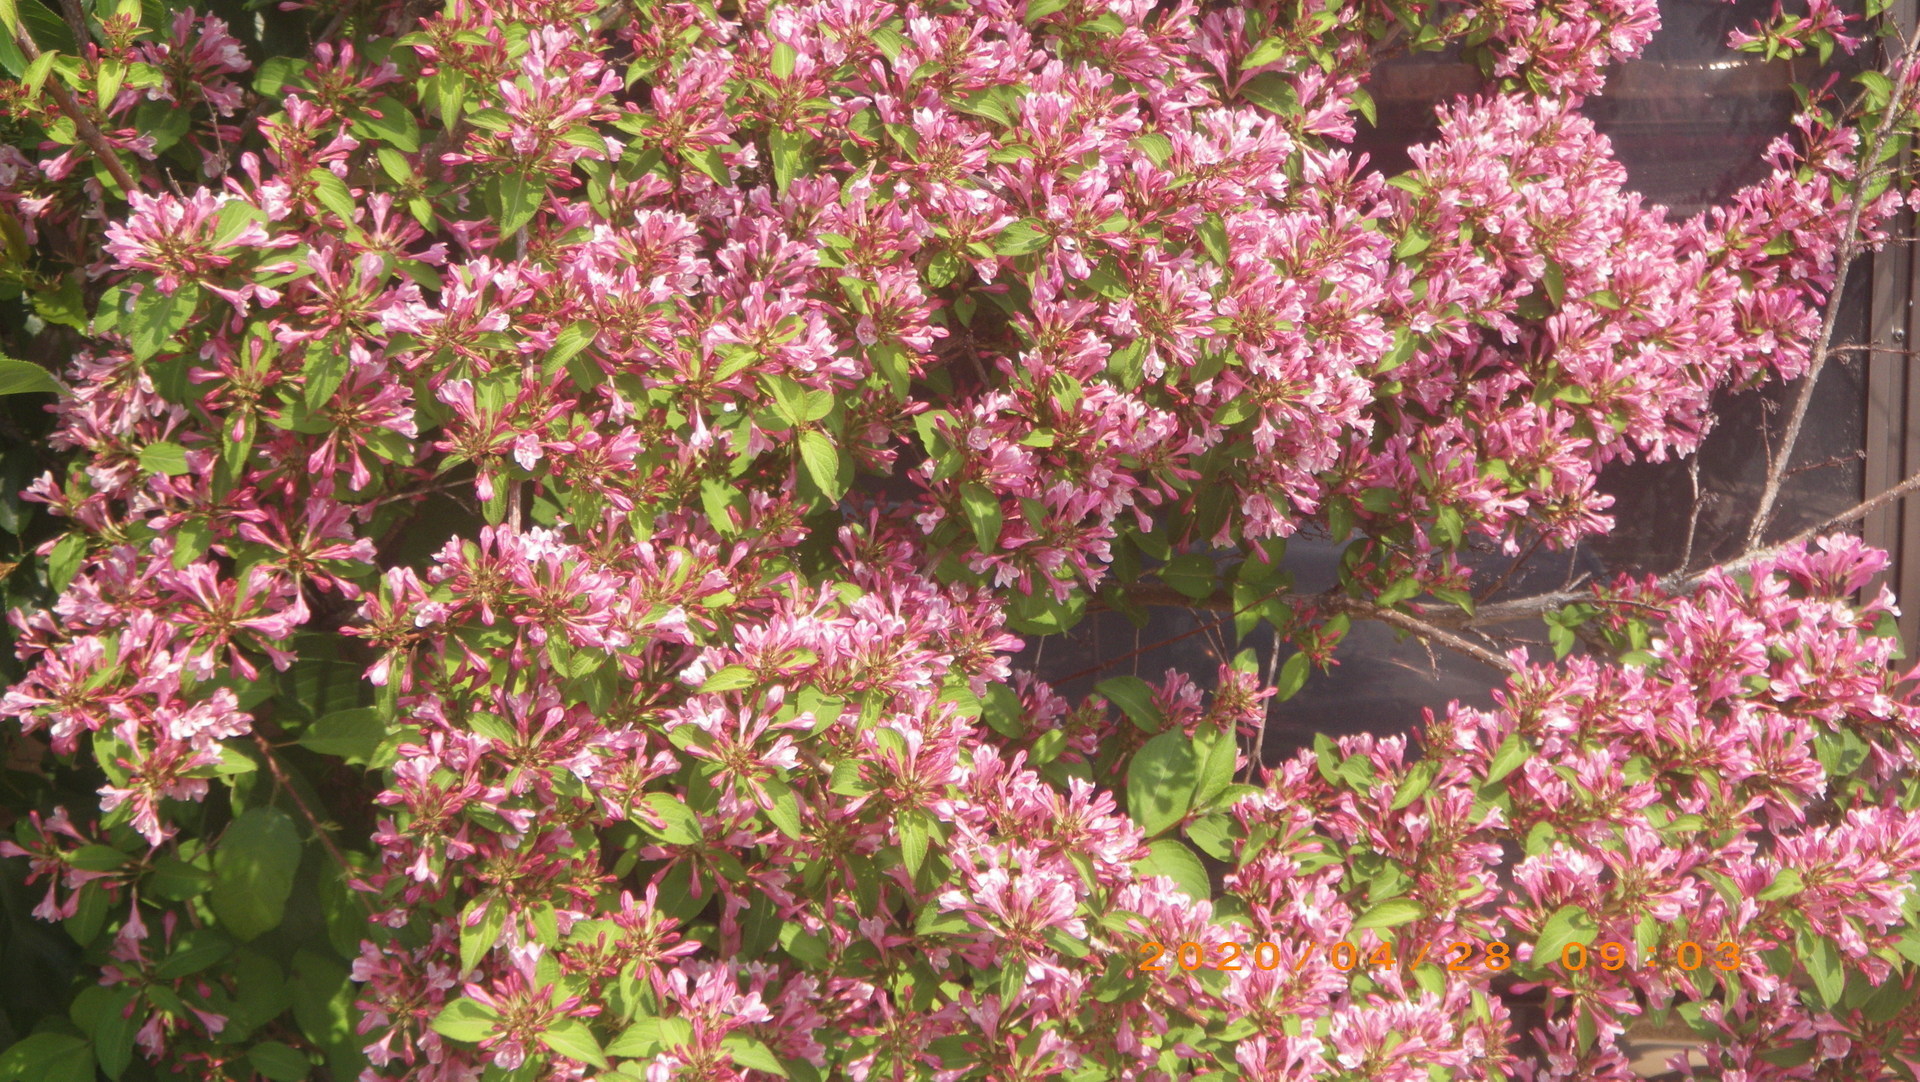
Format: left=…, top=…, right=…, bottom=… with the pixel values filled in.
left=4, top=0, right=1920, bottom=1076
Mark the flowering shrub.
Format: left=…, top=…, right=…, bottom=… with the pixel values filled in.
left=6, top=0, right=1920, bottom=1077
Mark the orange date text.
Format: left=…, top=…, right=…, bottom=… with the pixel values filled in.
left=1134, top=939, right=1749, bottom=974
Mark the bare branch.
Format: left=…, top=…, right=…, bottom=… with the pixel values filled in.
left=1443, top=461, right=1920, bottom=628
left=1327, top=596, right=1519, bottom=674
left=1474, top=531, right=1545, bottom=603
left=1248, top=633, right=1278, bottom=780
left=1745, top=22, right=1920, bottom=551
left=1096, top=448, right=1920, bottom=674
left=250, top=732, right=375, bottom=915
left=1103, top=581, right=1519, bottom=672
left=1680, top=456, right=1702, bottom=574
left=53, top=0, right=86, bottom=51
left=9, top=26, right=142, bottom=199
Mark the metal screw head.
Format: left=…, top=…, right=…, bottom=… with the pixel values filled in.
left=1895, top=328, right=1908, bottom=343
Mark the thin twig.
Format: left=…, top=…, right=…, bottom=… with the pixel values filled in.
left=1101, top=581, right=1519, bottom=672
left=1049, top=608, right=1230, bottom=684
left=1745, top=22, right=1920, bottom=550
left=1475, top=532, right=1546, bottom=603
left=1248, top=632, right=1278, bottom=781
left=1458, top=461, right=1920, bottom=626
left=250, top=732, right=376, bottom=914
left=1695, top=460, right=1920, bottom=583
left=1093, top=445, right=1916, bottom=667
left=1064, top=577, right=1296, bottom=683
left=53, top=0, right=87, bottom=51
left=1828, top=342, right=1918, bottom=355
left=1326, top=596, right=1517, bottom=673
left=1784, top=449, right=1866, bottom=477
left=1680, top=456, right=1702, bottom=574
left=1102, top=455, right=1920, bottom=650
left=10, top=26, right=141, bottom=198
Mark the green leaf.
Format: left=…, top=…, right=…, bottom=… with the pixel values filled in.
left=496, top=170, right=541, bottom=236
left=770, top=41, right=797, bottom=78
left=1239, top=72, right=1299, bottom=115
left=302, top=338, right=351, bottom=410
left=1196, top=213, right=1230, bottom=267
left=248, top=1042, right=312, bottom=1082
left=1185, top=815, right=1235, bottom=860
left=897, top=806, right=932, bottom=876
left=870, top=25, right=908, bottom=59
left=993, top=218, right=1050, bottom=256
left=169, top=516, right=212, bottom=568
left=1484, top=733, right=1529, bottom=785
left=354, top=96, right=421, bottom=152
left=1194, top=725, right=1236, bottom=807
left=128, top=283, right=200, bottom=360
left=1327, top=495, right=1356, bottom=541
left=543, top=320, right=597, bottom=377
left=430, top=997, right=501, bottom=1043
left=1105, top=339, right=1146, bottom=389
left=1390, top=759, right=1437, bottom=810
left=1095, top=676, right=1163, bottom=733
left=0, top=1034, right=93, bottom=1082
left=289, top=949, right=363, bottom=1079
left=306, top=168, right=356, bottom=223
left=209, top=807, right=302, bottom=941
left=764, top=373, right=810, bottom=425
left=154, top=928, right=234, bottom=978
left=1377, top=574, right=1420, bottom=607
left=460, top=899, right=505, bottom=974
left=0, top=357, right=62, bottom=396
left=1802, top=932, right=1843, bottom=1007
left=1240, top=36, right=1289, bottom=69
left=1133, top=838, right=1209, bottom=901
left=540, top=1019, right=608, bottom=1069
left=67, top=844, right=128, bottom=872
left=1274, top=652, right=1310, bottom=701
left=959, top=482, right=1002, bottom=549
left=1857, top=70, right=1894, bottom=110
left=685, top=145, right=730, bottom=185
left=699, top=666, right=756, bottom=693
left=1352, top=898, right=1423, bottom=931
left=254, top=57, right=305, bottom=96
left=1130, top=133, right=1173, bottom=169
left=1126, top=729, right=1201, bottom=837
left=722, top=1035, right=789, bottom=1077
left=298, top=707, right=385, bottom=765
left=634, top=792, right=703, bottom=845
left=762, top=775, right=804, bottom=840
left=70, top=985, right=137, bottom=1081
left=1350, top=84, right=1376, bottom=126
left=925, top=250, right=965, bottom=288
left=1542, top=261, right=1566, bottom=308
left=1531, top=904, right=1596, bottom=967
left=1758, top=867, right=1805, bottom=902
left=1159, top=553, right=1215, bottom=600
left=769, top=129, right=805, bottom=193
left=1028, top=727, right=1065, bottom=764
left=138, top=440, right=192, bottom=477
left=1376, top=330, right=1417, bottom=375
left=797, top=429, right=844, bottom=500
left=608, top=1017, right=695, bottom=1056
left=47, top=532, right=84, bottom=592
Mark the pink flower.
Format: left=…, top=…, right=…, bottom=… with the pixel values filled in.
left=103, top=191, right=279, bottom=294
